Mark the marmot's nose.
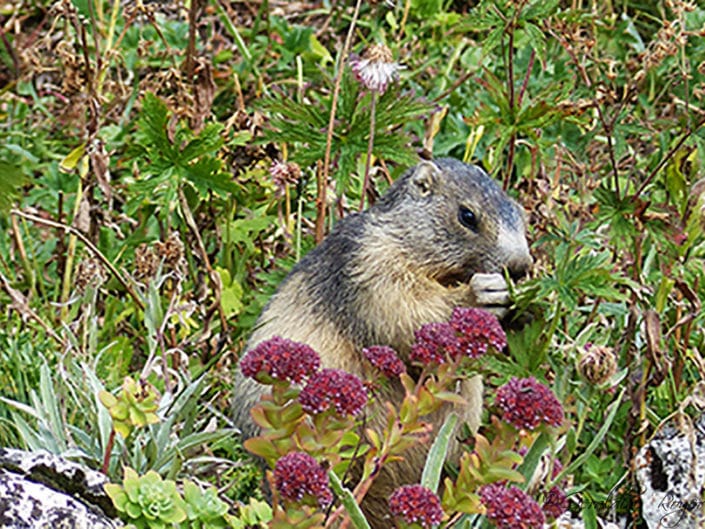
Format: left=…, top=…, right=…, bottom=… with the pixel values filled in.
left=506, top=254, right=532, bottom=282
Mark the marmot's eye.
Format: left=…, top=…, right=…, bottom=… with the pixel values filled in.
left=458, top=206, right=479, bottom=232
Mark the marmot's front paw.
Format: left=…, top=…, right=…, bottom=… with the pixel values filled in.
left=469, top=273, right=511, bottom=318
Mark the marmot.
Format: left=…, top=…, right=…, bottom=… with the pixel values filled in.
left=233, top=158, right=532, bottom=526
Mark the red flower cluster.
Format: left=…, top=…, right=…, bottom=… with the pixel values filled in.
left=299, top=368, right=368, bottom=417
left=388, top=485, right=444, bottom=528
left=240, top=336, right=320, bottom=384
left=363, top=345, right=406, bottom=378
left=449, top=307, right=507, bottom=357
left=542, top=486, right=568, bottom=520
left=274, top=452, right=333, bottom=507
left=480, top=484, right=545, bottom=528
left=410, top=322, right=458, bottom=365
left=495, top=377, right=564, bottom=430
left=410, top=308, right=506, bottom=365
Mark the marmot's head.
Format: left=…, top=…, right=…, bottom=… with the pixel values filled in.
left=374, top=158, right=532, bottom=286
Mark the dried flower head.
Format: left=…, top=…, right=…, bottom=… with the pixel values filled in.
left=450, top=307, right=507, bottom=358
left=269, top=160, right=301, bottom=197
left=133, top=243, right=160, bottom=281
left=154, top=232, right=185, bottom=270
left=388, top=485, right=444, bottom=528
left=480, top=484, right=545, bottom=529
left=410, top=322, right=457, bottom=365
left=75, top=257, right=106, bottom=293
left=495, top=377, right=564, bottom=430
left=578, top=344, right=618, bottom=385
left=274, top=452, right=333, bottom=507
left=363, top=345, right=406, bottom=378
left=350, top=44, right=403, bottom=94
left=240, top=336, right=320, bottom=384
left=299, top=368, right=368, bottom=416
left=542, top=486, right=568, bottom=521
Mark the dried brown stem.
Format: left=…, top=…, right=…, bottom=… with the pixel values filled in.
left=177, top=188, right=229, bottom=336
left=633, top=114, right=705, bottom=198
left=0, top=270, right=63, bottom=346
left=317, top=0, right=363, bottom=243
left=10, top=209, right=145, bottom=311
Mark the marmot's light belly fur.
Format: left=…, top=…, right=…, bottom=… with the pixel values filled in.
left=233, top=158, right=532, bottom=526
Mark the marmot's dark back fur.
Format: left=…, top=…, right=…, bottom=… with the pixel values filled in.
left=233, top=158, right=532, bottom=527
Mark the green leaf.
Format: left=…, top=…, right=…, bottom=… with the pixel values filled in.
left=522, top=0, right=560, bottom=21
left=59, top=143, right=86, bottom=172
left=309, top=34, right=333, bottom=64
left=0, top=162, right=28, bottom=215
left=522, top=23, right=547, bottom=65
left=558, top=387, right=626, bottom=481
left=516, top=433, right=549, bottom=488
left=123, top=467, right=141, bottom=502
left=328, top=471, right=371, bottom=529
left=138, top=92, right=175, bottom=161
left=180, top=122, right=224, bottom=162
left=421, top=412, right=458, bottom=492
left=582, top=494, right=598, bottom=529
left=104, top=484, right=128, bottom=510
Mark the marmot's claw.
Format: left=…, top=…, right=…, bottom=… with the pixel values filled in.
left=469, top=273, right=510, bottom=316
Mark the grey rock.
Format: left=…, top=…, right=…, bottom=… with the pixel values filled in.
left=0, top=448, right=122, bottom=529
left=635, top=415, right=705, bottom=529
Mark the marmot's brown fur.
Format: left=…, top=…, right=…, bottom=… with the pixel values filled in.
left=233, top=158, right=532, bottom=527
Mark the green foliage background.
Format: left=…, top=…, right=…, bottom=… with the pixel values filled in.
left=0, top=0, right=704, bottom=525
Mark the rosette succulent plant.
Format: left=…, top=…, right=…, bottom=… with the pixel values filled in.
left=105, top=467, right=187, bottom=529
left=99, top=376, right=160, bottom=438
left=183, top=480, right=230, bottom=528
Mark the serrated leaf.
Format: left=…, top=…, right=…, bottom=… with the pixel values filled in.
left=179, top=122, right=224, bottom=162
left=523, top=0, right=560, bottom=21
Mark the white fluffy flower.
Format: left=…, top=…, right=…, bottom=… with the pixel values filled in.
left=350, top=44, right=403, bottom=94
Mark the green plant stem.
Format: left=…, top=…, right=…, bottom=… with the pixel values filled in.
left=177, top=188, right=229, bottom=335
left=59, top=179, right=82, bottom=322
left=359, top=92, right=377, bottom=211
left=214, top=0, right=261, bottom=82
left=10, top=213, right=34, bottom=297
left=317, top=0, right=363, bottom=242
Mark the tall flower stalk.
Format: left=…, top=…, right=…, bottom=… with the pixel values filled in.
left=350, top=44, right=403, bottom=210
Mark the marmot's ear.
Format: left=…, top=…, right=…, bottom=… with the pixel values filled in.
left=410, top=160, right=440, bottom=197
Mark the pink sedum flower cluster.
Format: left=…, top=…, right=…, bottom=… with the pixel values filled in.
left=363, top=345, right=406, bottom=378
left=495, top=376, right=564, bottom=430
left=274, top=452, right=333, bottom=507
left=410, top=307, right=507, bottom=365
left=299, top=368, right=368, bottom=417
left=388, top=484, right=444, bottom=528
left=240, top=336, right=320, bottom=384
left=542, top=486, right=568, bottom=521
left=480, top=484, right=545, bottom=529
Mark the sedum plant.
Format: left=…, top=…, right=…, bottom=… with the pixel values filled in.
left=240, top=308, right=571, bottom=528
left=99, top=376, right=160, bottom=439
left=182, top=480, right=230, bottom=529
left=105, top=468, right=187, bottom=529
